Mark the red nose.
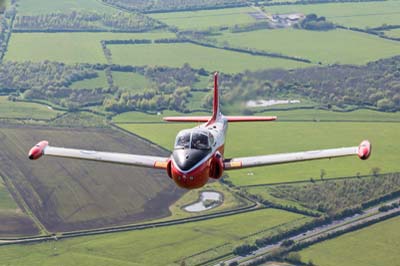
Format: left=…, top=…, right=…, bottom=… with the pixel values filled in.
left=358, top=140, right=371, bottom=160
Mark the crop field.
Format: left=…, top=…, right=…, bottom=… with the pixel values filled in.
left=0, top=97, right=62, bottom=120
left=0, top=125, right=185, bottom=232
left=0, top=178, right=38, bottom=236
left=112, top=71, right=151, bottom=91
left=264, top=0, right=400, bottom=29
left=0, top=208, right=309, bottom=266
left=5, top=32, right=175, bottom=64
left=69, top=71, right=108, bottom=90
left=217, top=28, right=400, bottom=65
left=118, top=121, right=400, bottom=186
left=17, top=0, right=117, bottom=15
left=109, top=43, right=309, bottom=73
left=149, top=7, right=256, bottom=30
left=300, top=215, right=400, bottom=266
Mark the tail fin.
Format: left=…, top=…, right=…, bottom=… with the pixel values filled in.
left=206, top=72, right=220, bottom=125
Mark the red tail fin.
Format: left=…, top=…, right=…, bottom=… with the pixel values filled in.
left=206, top=72, right=220, bottom=125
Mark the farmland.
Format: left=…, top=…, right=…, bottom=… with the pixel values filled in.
left=70, top=71, right=108, bottom=90
left=4, top=32, right=174, bottom=64
left=300, top=215, right=400, bottom=266
left=0, top=96, right=62, bottom=120
left=118, top=121, right=400, bottom=186
left=109, top=42, right=309, bottom=73
left=264, top=0, right=400, bottom=29
left=112, top=71, right=151, bottom=91
left=0, top=208, right=309, bottom=266
left=0, top=125, right=184, bottom=232
left=149, top=6, right=256, bottom=30
left=216, top=28, right=400, bottom=65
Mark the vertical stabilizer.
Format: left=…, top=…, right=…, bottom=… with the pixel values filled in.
left=207, top=72, right=220, bottom=125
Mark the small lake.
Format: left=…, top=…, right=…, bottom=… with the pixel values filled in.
left=184, top=191, right=222, bottom=212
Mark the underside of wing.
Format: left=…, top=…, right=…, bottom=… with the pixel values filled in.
left=29, top=141, right=170, bottom=169
left=224, top=140, right=371, bottom=170
left=163, top=116, right=210, bottom=122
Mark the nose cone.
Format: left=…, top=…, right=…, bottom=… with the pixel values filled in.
left=28, top=141, right=48, bottom=160
left=172, top=149, right=210, bottom=171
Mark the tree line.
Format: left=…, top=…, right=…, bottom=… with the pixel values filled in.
left=13, top=11, right=163, bottom=32
left=102, top=0, right=247, bottom=13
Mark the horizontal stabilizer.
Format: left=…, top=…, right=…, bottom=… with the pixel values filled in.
left=163, top=116, right=210, bottom=122
left=225, top=116, right=277, bottom=122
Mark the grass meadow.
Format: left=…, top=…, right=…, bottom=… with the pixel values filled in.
left=5, top=32, right=174, bottom=64
left=300, top=215, right=400, bottom=266
left=109, top=42, right=309, bottom=73
left=217, top=28, right=400, bottom=65
left=118, top=120, right=400, bottom=186
left=112, top=71, right=152, bottom=91
left=0, top=96, right=62, bottom=120
left=70, top=71, right=108, bottom=90
left=149, top=7, right=256, bottom=30
left=385, top=28, right=400, bottom=38
left=0, top=209, right=308, bottom=266
left=264, top=0, right=400, bottom=29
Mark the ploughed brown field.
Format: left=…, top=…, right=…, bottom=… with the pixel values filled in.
left=0, top=125, right=184, bottom=232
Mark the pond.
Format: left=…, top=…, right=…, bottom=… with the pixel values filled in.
left=183, top=191, right=223, bottom=212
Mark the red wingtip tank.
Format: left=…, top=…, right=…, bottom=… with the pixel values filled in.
left=28, top=141, right=49, bottom=160
left=358, top=140, right=371, bottom=160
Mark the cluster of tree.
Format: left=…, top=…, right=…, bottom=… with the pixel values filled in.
left=0, top=61, right=112, bottom=109
left=0, top=61, right=98, bottom=92
left=0, top=0, right=5, bottom=13
left=102, top=39, right=152, bottom=45
left=266, top=173, right=400, bottom=214
left=13, top=11, right=163, bottom=32
left=103, top=86, right=191, bottom=112
left=263, top=0, right=384, bottom=6
left=296, top=13, right=335, bottom=31
left=218, top=56, right=400, bottom=111
left=230, top=21, right=271, bottom=33
left=233, top=244, right=257, bottom=256
left=378, top=201, right=399, bottom=212
left=102, top=0, right=246, bottom=13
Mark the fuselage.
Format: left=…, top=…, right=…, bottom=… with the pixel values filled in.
left=170, top=114, right=227, bottom=189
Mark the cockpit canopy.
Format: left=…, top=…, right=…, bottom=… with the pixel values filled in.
left=174, top=130, right=214, bottom=150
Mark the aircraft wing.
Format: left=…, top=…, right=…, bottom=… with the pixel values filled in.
left=28, top=141, right=170, bottom=169
left=224, top=140, right=371, bottom=170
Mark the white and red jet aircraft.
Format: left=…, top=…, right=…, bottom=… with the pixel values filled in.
left=29, top=73, right=371, bottom=189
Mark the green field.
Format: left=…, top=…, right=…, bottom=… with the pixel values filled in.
left=300, top=216, right=400, bottom=266
left=118, top=121, right=400, bottom=186
left=264, top=0, right=400, bottom=29
left=150, top=7, right=256, bottom=30
left=112, top=110, right=210, bottom=123
left=70, top=71, right=108, bottom=89
left=5, top=32, right=175, bottom=64
left=217, top=28, right=400, bottom=65
left=112, top=71, right=151, bottom=91
left=0, top=209, right=308, bottom=266
left=17, top=0, right=118, bottom=14
left=0, top=96, right=62, bottom=120
left=385, top=28, right=400, bottom=38
left=109, top=43, right=309, bottom=73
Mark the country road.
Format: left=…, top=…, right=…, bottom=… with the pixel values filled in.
left=218, top=198, right=400, bottom=266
